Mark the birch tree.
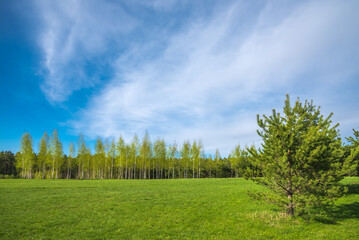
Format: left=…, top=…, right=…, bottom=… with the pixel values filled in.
left=181, top=141, right=191, bottom=178
left=214, top=149, right=221, bottom=178
left=67, top=142, right=75, bottom=179
left=140, top=132, right=151, bottom=179
left=168, top=142, right=178, bottom=179
left=116, top=136, right=126, bottom=179
left=107, top=138, right=116, bottom=179
left=16, top=133, right=34, bottom=179
left=77, top=134, right=87, bottom=179
left=37, top=132, right=49, bottom=178
left=50, top=130, right=63, bottom=179
left=129, top=134, right=139, bottom=179
left=94, top=137, right=106, bottom=179
left=154, top=137, right=166, bottom=179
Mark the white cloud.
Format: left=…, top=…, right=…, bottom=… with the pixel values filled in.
left=37, top=0, right=137, bottom=103
left=57, top=0, right=359, bottom=154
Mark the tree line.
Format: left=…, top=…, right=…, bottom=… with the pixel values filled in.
left=1, top=127, right=358, bottom=180
left=1, top=130, right=252, bottom=179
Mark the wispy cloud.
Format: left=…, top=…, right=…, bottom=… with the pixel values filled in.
left=37, top=0, right=137, bottom=103
left=38, top=0, right=359, bottom=154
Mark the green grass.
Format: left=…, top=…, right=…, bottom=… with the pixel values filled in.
left=0, top=178, right=358, bottom=239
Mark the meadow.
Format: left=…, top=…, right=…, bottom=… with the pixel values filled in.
left=0, top=178, right=358, bottom=239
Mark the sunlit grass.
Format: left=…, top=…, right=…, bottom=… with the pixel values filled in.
left=0, top=178, right=358, bottom=239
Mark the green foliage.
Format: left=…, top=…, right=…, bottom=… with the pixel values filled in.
left=181, top=140, right=191, bottom=178
left=168, top=141, right=178, bottom=179
left=140, top=132, right=152, bottom=179
left=115, top=135, right=126, bottom=179
left=247, top=94, right=347, bottom=216
left=190, top=140, right=204, bottom=178
left=16, top=133, right=35, bottom=179
left=0, top=151, right=16, bottom=176
left=107, top=138, right=116, bottom=179
left=1, top=178, right=358, bottom=239
left=77, top=134, right=88, bottom=180
left=37, top=132, right=49, bottom=179
left=94, top=137, right=106, bottom=179
left=66, top=142, right=75, bottom=179
left=129, top=134, right=139, bottom=179
left=10, top=122, right=358, bottom=181
left=153, top=137, right=166, bottom=179
left=48, top=130, right=64, bottom=179
left=343, top=128, right=359, bottom=176
left=229, top=145, right=252, bottom=177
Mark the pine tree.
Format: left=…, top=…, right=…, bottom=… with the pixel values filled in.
left=247, top=94, right=347, bottom=216
left=344, top=128, right=359, bottom=176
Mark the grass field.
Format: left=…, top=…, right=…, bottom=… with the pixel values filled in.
left=0, top=178, right=358, bottom=239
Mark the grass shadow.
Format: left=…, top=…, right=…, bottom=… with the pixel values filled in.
left=313, top=183, right=359, bottom=224
left=329, top=202, right=359, bottom=219
left=312, top=202, right=359, bottom=224
left=345, top=183, right=359, bottom=195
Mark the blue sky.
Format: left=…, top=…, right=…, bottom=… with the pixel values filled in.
left=1, top=0, right=359, bottom=155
